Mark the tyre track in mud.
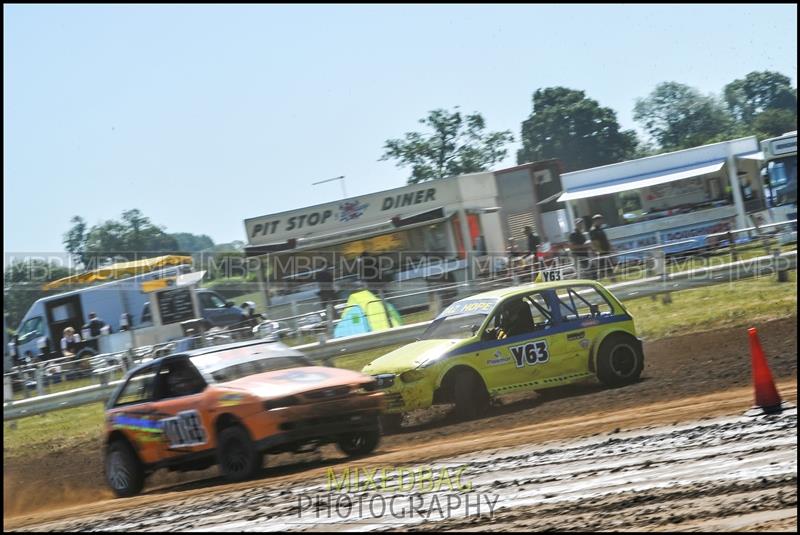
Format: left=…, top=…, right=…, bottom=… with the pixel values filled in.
left=6, top=386, right=797, bottom=531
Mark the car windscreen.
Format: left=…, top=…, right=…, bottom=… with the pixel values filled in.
left=191, top=354, right=312, bottom=383
left=420, top=313, right=487, bottom=340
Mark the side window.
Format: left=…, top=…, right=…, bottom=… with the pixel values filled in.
left=156, top=359, right=206, bottom=400
left=527, top=293, right=553, bottom=329
left=206, top=293, right=226, bottom=309
left=17, top=317, right=44, bottom=344
left=556, top=286, right=614, bottom=321
left=484, top=293, right=552, bottom=340
left=114, top=366, right=158, bottom=407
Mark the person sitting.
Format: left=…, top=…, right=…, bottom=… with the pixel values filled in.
left=60, top=327, right=82, bottom=358
left=503, top=299, right=536, bottom=337
left=164, top=364, right=202, bottom=398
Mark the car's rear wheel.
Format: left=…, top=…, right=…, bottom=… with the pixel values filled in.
left=337, top=428, right=381, bottom=457
left=105, top=440, right=145, bottom=498
left=453, top=370, right=489, bottom=421
left=217, top=426, right=262, bottom=482
left=596, top=333, right=644, bottom=387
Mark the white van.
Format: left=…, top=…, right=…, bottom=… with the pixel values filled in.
left=8, top=266, right=239, bottom=363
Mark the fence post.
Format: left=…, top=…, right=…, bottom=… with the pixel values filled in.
left=727, top=231, right=739, bottom=262
left=20, top=369, right=29, bottom=399
left=773, top=248, right=788, bottom=283
left=35, top=365, right=45, bottom=396
left=429, top=288, right=442, bottom=317
left=3, top=374, right=12, bottom=402
left=326, top=302, right=334, bottom=337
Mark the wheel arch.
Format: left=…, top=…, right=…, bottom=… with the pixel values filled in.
left=434, top=364, right=487, bottom=404
left=588, top=328, right=640, bottom=373
left=214, top=412, right=247, bottom=440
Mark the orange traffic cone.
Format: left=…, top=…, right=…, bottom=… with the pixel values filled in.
left=748, top=327, right=784, bottom=414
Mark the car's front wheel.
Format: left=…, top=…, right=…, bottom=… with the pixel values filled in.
left=596, top=333, right=644, bottom=387
left=105, top=440, right=145, bottom=498
left=453, top=370, right=489, bottom=421
left=336, top=428, right=381, bottom=457
left=217, top=426, right=262, bottom=482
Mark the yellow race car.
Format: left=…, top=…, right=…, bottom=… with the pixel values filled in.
left=362, top=279, right=643, bottom=428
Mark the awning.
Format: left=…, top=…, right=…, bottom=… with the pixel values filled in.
left=43, top=255, right=193, bottom=290
left=737, top=151, right=765, bottom=160
left=537, top=191, right=563, bottom=205
left=557, top=160, right=726, bottom=202
left=246, top=208, right=452, bottom=256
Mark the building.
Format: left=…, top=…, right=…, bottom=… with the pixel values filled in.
left=556, top=136, right=765, bottom=254
left=243, top=160, right=565, bottom=315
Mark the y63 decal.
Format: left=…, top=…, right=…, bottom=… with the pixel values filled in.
left=510, top=340, right=549, bottom=368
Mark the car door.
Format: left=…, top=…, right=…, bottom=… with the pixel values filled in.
left=479, top=292, right=557, bottom=392
left=549, top=285, right=615, bottom=378
left=147, top=356, right=214, bottom=462
left=107, top=363, right=163, bottom=465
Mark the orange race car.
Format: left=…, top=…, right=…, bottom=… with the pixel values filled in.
left=103, top=340, right=384, bottom=497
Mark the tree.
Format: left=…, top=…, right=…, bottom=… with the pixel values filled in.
left=751, top=108, right=798, bottom=138
left=170, top=232, right=215, bottom=253
left=63, top=209, right=181, bottom=267
left=63, top=215, right=89, bottom=266
left=724, top=71, right=797, bottom=125
left=517, top=87, right=639, bottom=171
left=634, top=82, right=734, bottom=151
left=381, top=107, right=514, bottom=184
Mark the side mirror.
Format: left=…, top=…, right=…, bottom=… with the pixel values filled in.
left=589, top=304, right=600, bottom=317
left=225, top=301, right=234, bottom=308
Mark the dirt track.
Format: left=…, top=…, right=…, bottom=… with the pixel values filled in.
left=4, top=316, right=798, bottom=531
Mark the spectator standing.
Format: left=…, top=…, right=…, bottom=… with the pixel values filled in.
left=524, top=226, right=541, bottom=258
left=83, top=312, right=110, bottom=339
left=569, top=218, right=591, bottom=278
left=589, top=214, right=614, bottom=279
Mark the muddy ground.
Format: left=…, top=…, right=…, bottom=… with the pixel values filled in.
left=4, top=316, right=798, bottom=530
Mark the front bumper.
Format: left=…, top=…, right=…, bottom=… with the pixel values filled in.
left=249, top=392, right=384, bottom=452
left=370, top=373, right=435, bottom=414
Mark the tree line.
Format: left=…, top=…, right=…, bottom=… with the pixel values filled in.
left=383, top=70, right=797, bottom=182
left=4, top=210, right=243, bottom=329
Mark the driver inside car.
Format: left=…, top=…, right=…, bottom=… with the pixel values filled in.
left=164, top=365, right=202, bottom=398
left=489, top=298, right=536, bottom=340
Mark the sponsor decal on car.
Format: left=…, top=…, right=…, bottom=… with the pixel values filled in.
left=218, top=393, right=246, bottom=407
left=486, top=350, right=511, bottom=366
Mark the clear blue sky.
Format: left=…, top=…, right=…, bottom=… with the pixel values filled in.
left=4, top=4, right=797, bottom=255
